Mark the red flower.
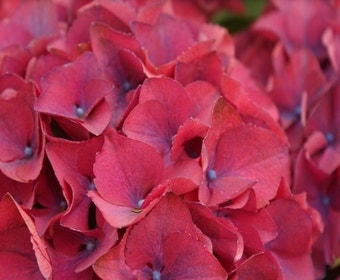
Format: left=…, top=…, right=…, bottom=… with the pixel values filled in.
left=35, top=52, right=114, bottom=135
left=188, top=202, right=243, bottom=272
left=294, top=149, right=340, bottom=277
left=175, top=44, right=224, bottom=87
left=265, top=196, right=323, bottom=280
left=305, top=95, right=340, bottom=174
left=221, top=75, right=287, bottom=142
left=0, top=170, right=35, bottom=209
left=268, top=47, right=328, bottom=152
left=0, top=194, right=52, bottom=279
left=200, top=104, right=289, bottom=208
left=29, top=161, right=67, bottom=236
left=46, top=135, right=104, bottom=231
left=93, top=232, right=137, bottom=280
left=5, top=0, right=59, bottom=39
left=0, top=0, right=332, bottom=278
left=131, top=13, right=195, bottom=75
left=97, top=193, right=228, bottom=279
left=255, top=0, right=332, bottom=57
left=46, top=221, right=117, bottom=279
left=123, top=77, right=192, bottom=159
left=229, top=252, right=279, bottom=280
left=89, top=130, right=165, bottom=228
left=0, top=79, right=44, bottom=182
left=49, top=0, right=130, bottom=59
left=90, top=22, right=146, bottom=127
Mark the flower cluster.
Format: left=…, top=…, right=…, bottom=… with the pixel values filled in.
left=0, top=0, right=337, bottom=279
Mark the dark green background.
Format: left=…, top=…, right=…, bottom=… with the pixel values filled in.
left=212, top=0, right=267, bottom=33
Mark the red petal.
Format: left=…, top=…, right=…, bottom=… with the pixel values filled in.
left=35, top=52, right=113, bottom=135
left=131, top=14, right=195, bottom=66
left=94, top=131, right=163, bottom=208
left=185, top=81, right=220, bottom=125
left=232, top=252, right=279, bottom=280
left=46, top=136, right=104, bottom=230
left=139, top=77, right=191, bottom=119
left=0, top=171, right=35, bottom=208
left=124, top=77, right=191, bottom=156
left=0, top=23, right=31, bottom=48
left=9, top=0, right=59, bottom=38
left=29, top=163, right=67, bottom=236
left=26, top=53, right=70, bottom=86
left=124, top=193, right=224, bottom=278
left=270, top=252, right=314, bottom=280
left=91, top=22, right=145, bottom=83
left=188, top=202, right=243, bottom=267
left=0, top=83, right=44, bottom=182
left=0, top=194, right=52, bottom=279
left=123, top=100, right=177, bottom=155
left=161, top=232, right=228, bottom=279
left=93, top=234, right=137, bottom=280
left=255, top=0, right=331, bottom=56
left=221, top=75, right=288, bottom=142
left=202, top=125, right=289, bottom=207
left=266, top=199, right=315, bottom=256
left=176, top=51, right=223, bottom=87
left=88, top=186, right=165, bottom=228
left=49, top=3, right=130, bottom=56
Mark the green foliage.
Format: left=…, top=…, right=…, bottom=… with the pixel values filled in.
left=212, top=0, right=267, bottom=33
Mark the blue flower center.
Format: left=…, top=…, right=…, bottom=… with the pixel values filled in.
left=206, top=169, right=217, bottom=182
left=137, top=199, right=145, bottom=209
left=60, top=200, right=67, bottom=211
left=86, top=241, right=95, bottom=251
left=326, top=132, right=334, bottom=144
left=88, top=181, right=95, bottom=190
left=322, top=195, right=330, bottom=206
left=75, top=106, right=85, bottom=118
left=152, top=270, right=161, bottom=280
left=123, top=81, right=131, bottom=92
left=24, top=145, right=33, bottom=158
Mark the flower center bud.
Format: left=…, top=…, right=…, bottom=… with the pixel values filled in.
left=123, top=81, right=131, bottom=92
left=75, top=106, right=85, bottom=119
left=206, top=169, right=217, bottom=182
left=137, top=199, right=145, bottom=209
left=24, top=145, right=33, bottom=158
left=88, top=181, right=95, bottom=190
left=326, top=132, right=334, bottom=144
left=322, top=195, right=330, bottom=206
left=294, top=106, right=301, bottom=116
left=60, top=200, right=67, bottom=211
left=86, top=241, right=95, bottom=251
left=152, top=270, right=161, bottom=280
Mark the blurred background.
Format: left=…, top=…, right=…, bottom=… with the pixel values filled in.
left=212, top=0, right=267, bottom=33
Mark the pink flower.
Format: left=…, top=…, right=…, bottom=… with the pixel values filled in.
left=255, top=0, right=332, bottom=57
left=35, top=52, right=114, bottom=136
left=46, top=135, right=104, bottom=231
left=0, top=77, right=44, bottom=182
left=0, top=194, right=52, bottom=279
left=95, top=193, right=228, bottom=279
left=89, top=130, right=166, bottom=228
left=0, top=0, right=332, bottom=278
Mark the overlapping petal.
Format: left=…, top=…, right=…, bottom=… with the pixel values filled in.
left=0, top=81, right=44, bottom=182
left=46, top=136, right=104, bottom=231
left=0, top=0, right=334, bottom=278
left=0, top=194, right=52, bottom=279
left=124, top=193, right=228, bottom=279
left=90, top=131, right=165, bottom=228
left=35, top=52, right=114, bottom=135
